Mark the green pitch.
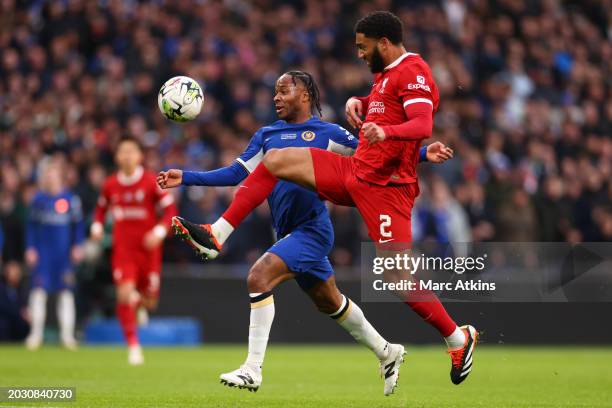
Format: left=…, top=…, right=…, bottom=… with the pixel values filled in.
left=1, top=345, right=611, bottom=407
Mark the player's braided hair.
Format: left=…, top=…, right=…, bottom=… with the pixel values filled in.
left=285, top=70, right=322, bottom=117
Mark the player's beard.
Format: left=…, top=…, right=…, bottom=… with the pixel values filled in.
left=369, top=47, right=385, bottom=73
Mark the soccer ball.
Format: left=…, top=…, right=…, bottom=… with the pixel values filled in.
left=158, top=76, right=204, bottom=122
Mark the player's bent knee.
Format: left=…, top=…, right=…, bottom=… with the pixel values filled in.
left=116, top=284, right=134, bottom=304
left=262, top=148, right=287, bottom=174
left=246, top=267, right=271, bottom=293
left=263, top=148, right=305, bottom=175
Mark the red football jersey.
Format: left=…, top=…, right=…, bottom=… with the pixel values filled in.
left=93, top=166, right=177, bottom=252
left=353, top=53, right=439, bottom=185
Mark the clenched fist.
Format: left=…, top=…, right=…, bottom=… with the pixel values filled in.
left=157, top=169, right=183, bottom=189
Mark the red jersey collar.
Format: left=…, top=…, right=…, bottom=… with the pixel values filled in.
left=117, top=166, right=144, bottom=186
left=384, top=52, right=417, bottom=71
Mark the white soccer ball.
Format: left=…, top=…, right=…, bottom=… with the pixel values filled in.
left=157, top=76, right=204, bottom=122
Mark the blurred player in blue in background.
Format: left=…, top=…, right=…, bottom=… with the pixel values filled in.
left=24, top=158, right=85, bottom=350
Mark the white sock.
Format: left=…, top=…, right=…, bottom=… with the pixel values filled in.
left=331, top=295, right=389, bottom=360
left=445, top=326, right=466, bottom=349
left=28, top=288, right=47, bottom=340
left=57, top=290, right=76, bottom=341
left=211, top=217, right=234, bottom=245
left=245, top=292, right=274, bottom=371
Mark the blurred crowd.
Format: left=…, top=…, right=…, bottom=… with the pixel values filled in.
left=0, top=0, right=610, bottom=291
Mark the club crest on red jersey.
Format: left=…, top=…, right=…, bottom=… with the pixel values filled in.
left=379, top=77, right=389, bottom=94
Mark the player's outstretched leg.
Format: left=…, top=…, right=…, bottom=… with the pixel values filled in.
left=380, top=251, right=478, bottom=385
left=171, top=216, right=222, bottom=260
left=404, top=297, right=479, bottom=384
left=220, top=253, right=295, bottom=392
left=174, top=149, right=316, bottom=259
left=307, top=278, right=406, bottom=396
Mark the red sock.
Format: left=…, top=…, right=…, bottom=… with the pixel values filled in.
left=117, top=303, right=138, bottom=346
left=405, top=292, right=457, bottom=337
left=222, top=163, right=278, bottom=227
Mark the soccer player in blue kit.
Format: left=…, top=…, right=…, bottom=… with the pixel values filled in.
left=158, top=71, right=452, bottom=395
left=24, top=158, right=85, bottom=350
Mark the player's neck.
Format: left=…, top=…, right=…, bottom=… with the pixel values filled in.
left=121, top=166, right=139, bottom=176
left=118, top=165, right=144, bottom=186
left=47, top=186, right=62, bottom=196
left=285, top=112, right=312, bottom=124
left=383, top=46, right=407, bottom=67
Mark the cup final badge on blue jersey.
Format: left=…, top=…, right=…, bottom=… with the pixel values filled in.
left=301, top=130, right=316, bottom=141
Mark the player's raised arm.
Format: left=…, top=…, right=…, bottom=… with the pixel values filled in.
left=158, top=162, right=249, bottom=189
left=158, top=129, right=266, bottom=189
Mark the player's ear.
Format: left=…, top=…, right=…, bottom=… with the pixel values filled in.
left=378, top=37, right=389, bottom=52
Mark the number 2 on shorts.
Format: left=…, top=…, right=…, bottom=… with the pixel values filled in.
left=380, top=214, right=392, bottom=239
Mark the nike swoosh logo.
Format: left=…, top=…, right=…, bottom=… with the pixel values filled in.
left=239, top=185, right=249, bottom=189
left=378, top=238, right=394, bottom=243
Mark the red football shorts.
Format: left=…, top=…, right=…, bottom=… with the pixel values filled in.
left=111, top=247, right=162, bottom=298
left=311, top=148, right=419, bottom=250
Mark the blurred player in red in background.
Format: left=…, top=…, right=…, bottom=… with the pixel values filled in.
left=90, top=137, right=177, bottom=365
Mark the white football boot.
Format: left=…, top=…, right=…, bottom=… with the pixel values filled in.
left=128, top=344, right=145, bottom=366
left=220, top=364, right=262, bottom=392
left=60, top=335, right=78, bottom=351
left=25, top=334, right=42, bottom=351
left=380, top=343, right=406, bottom=396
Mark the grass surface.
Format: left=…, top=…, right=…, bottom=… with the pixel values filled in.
left=1, top=344, right=611, bottom=407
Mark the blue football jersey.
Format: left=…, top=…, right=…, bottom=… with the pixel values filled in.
left=26, top=190, right=85, bottom=259
left=236, top=116, right=357, bottom=237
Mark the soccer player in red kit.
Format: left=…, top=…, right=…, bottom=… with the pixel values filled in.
left=91, top=137, right=177, bottom=365
left=179, top=11, right=477, bottom=385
